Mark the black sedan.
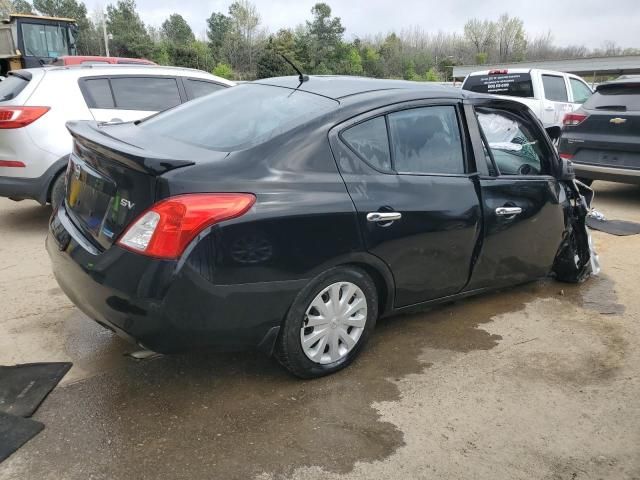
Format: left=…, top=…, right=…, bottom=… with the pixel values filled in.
left=559, top=76, right=640, bottom=185
left=47, top=76, right=596, bottom=378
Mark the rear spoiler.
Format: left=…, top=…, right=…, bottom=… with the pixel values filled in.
left=66, top=120, right=195, bottom=175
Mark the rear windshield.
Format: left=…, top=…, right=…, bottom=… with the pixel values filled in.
left=463, top=72, right=534, bottom=98
left=0, top=74, right=30, bottom=102
left=140, top=83, right=338, bottom=151
left=584, top=84, right=640, bottom=111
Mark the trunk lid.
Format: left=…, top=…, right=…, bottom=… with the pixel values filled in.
left=65, top=120, right=226, bottom=250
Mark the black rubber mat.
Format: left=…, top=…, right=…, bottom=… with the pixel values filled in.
left=587, top=217, right=640, bottom=236
left=0, top=363, right=72, bottom=417
left=0, top=412, right=44, bottom=462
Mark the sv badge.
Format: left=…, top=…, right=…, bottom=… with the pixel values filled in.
left=120, top=198, right=135, bottom=209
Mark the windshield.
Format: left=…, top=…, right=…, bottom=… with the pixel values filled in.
left=463, top=72, right=534, bottom=98
left=0, top=74, right=29, bottom=102
left=585, top=84, right=640, bottom=112
left=140, top=83, right=338, bottom=151
left=21, top=23, right=72, bottom=58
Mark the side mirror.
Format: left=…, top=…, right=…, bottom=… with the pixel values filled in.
left=545, top=126, right=561, bottom=143
left=558, top=158, right=575, bottom=181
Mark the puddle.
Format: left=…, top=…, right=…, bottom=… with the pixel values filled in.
left=3, top=274, right=623, bottom=480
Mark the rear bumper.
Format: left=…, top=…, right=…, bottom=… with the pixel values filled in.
left=572, top=162, right=640, bottom=185
left=0, top=157, right=68, bottom=204
left=46, top=204, right=305, bottom=354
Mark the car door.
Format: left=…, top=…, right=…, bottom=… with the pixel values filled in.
left=80, top=76, right=184, bottom=123
left=463, top=100, right=568, bottom=290
left=330, top=101, right=482, bottom=308
left=540, top=73, right=573, bottom=126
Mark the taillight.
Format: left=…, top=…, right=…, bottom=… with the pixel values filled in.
left=117, top=193, right=256, bottom=259
left=0, top=106, right=50, bottom=129
left=559, top=153, right=574, bottom=160
left=489, top=69, right=508, bottom=75
left=563, top=113, right=588, bottom=127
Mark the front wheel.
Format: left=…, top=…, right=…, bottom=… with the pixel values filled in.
left=276, top=266, right=378, bottom=378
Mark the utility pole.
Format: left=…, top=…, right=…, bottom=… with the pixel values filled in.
left=102, top=10, right=110, bottom=57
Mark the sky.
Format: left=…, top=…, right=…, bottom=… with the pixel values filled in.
left=85, top=0, right=640, bottom=50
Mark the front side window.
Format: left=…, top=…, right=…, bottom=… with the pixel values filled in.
left=388, top=106, right=465, bottom=175
left=542, top=75, right=568, bottom=102
left=342, top=116, right=392, bottom=172
left=111, top=77, right=181, bottom=111
left=569, top=78, right=592, bottom=104
left=476, top=108, right=546, bottom=176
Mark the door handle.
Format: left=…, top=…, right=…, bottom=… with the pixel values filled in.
left=367, top=212, right=402, bottom=223
left=495, top=206, right=522, bottom=217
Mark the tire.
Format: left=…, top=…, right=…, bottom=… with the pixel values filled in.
left=276, top=266, right=378, bottom=378
left=49, top=171, right=66, bottom=209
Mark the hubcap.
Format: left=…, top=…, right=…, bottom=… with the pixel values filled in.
left=300, top=282, right=367, bottom=365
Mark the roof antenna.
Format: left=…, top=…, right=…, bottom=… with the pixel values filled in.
left=279, top=53, right=308, bottom=87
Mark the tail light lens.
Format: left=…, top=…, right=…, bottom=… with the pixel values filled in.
left=0, top=106, right=50, bottom=129
left=559, top=153, right=574, bottom=160
left=563, top=113, right=588, bottom=127
left=488, top=69, right=508, bottom=75
left=0, top=160, right=26, bottom=167
left=117, top=193, right=256, bottom=259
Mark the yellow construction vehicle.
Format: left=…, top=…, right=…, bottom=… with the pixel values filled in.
left=0, top=14, right=77, bottom=75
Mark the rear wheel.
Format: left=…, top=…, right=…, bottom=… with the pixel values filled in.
left=276, top=266, right=378, bottom=378
left=49, top=171, right=65, bottom=209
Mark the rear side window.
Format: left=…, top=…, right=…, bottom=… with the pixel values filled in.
left=0, top=74, right=29, bottom=102
left=82, top=78, right=114, bottom=108
left=388, top=106, right=465, bottom=175
left=584, top=84, right=640, bottom=111
left=542, top=75, right=568, bottom=102
left=185, top=79, right=226, bottom=99
left=569, top=78, right=592, bottom=104
left=342, top=117, right=392, bottom=172
left=463, top=73, right=534, bottom=98
left=111, top=77, right=181, bottom=111
left=140, top=83, right=337, bottom=151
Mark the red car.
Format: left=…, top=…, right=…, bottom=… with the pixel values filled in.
left=50, top=56, right=156, bottom=66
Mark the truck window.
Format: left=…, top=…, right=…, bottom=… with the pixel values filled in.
left=462, top=72, right=534, bottom=98
left=542, top=75, right=568, bottom=102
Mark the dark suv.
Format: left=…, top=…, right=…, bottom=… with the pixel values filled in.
left=559, top=76, right=640, bottom=184
left=47, top=76, right=595, bottom=378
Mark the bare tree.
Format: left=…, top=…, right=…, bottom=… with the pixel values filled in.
left=464, top=18, right=496, bottom=60
left=496, top=13, right=526, bottom=62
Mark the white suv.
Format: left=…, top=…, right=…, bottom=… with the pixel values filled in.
left=0, top=65, right=234, bottom=206
left=461, top=68, right=593, bottom=135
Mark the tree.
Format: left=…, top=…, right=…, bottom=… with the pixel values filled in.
left=304, top=3, right=345, bottom=73
left=12, top=0, right=33, bottom=14
left=161, top=13, right=194, bottom=45
left=106, top=0, right=152, bottom=58
left=206, top=12, right=231, bottom=62
left=496, top=13, right=526, bottom=62
left=464, top=18, right=495, bottom=60
left=213, top=62, right=233, bottom=79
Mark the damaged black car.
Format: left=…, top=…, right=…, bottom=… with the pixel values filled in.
left=47, top=76, right=598, bottom=378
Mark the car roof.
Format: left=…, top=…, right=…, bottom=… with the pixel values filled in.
left=255, top=75, right=464, bottom=100
left=20, top=64, right=235, bottom=85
